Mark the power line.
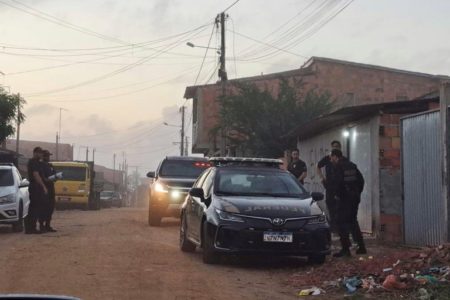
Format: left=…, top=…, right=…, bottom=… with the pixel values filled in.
left=223, top=0, right=241, bottom=12
left=193, top=24, right=216, bottom=86
left=24, top=25, right=210, bottom=96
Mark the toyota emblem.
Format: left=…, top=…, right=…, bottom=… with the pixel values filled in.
left=271, top=218, right=285, bottom=226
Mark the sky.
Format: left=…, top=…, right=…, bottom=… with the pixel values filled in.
left=0, top=0, right=449, bottom=174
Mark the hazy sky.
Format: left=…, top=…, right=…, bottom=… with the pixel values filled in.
left=1, top=0, right=449, bottom=173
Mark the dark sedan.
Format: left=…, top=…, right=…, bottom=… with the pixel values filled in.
left=179, top=157, right=331, bottom=264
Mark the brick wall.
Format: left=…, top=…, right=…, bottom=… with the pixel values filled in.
left=191, top=58, right=440, bottom=154
left=378, top=113, right=404, bottom=243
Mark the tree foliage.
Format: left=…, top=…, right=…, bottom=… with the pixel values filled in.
left=215, top=78, right=334, bottom=157
left=0, top=88, right=26, bottom=144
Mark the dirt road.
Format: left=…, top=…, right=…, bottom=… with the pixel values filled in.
left=0, top=208, right=308, bottom=300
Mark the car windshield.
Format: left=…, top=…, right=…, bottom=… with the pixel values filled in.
left=53, top=166, right=87, bottom=181
left=0, top=169, right=14, bottom=187
left=101, top=191, right=114, bottom=197
left=159, top=160, right=209, bottom=178
left=215, top=169, right=308, bottom=198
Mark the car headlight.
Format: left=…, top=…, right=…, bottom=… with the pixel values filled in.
left=307, top=214, right=327, bottom=225
left=154, top=182, right=168, bottom=193
left=216, top=209, right=245, bottom=223
left=0, top=193, right=16, bottom=205
left=170, top=190, right=181, bottom=199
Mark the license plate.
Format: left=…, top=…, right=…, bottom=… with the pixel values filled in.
left=58, top=197, right=71, bottom=202
left=263, top=232, right=293, bottom=243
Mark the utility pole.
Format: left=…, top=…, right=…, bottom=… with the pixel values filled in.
left=85, top=147, right=89, bottom=162
left=180, top=106, right=185, bottom=156
left=92, top=148, right=96, bottom=162
left=216, top=12, right=228, bottom=155
left=55, top=108, right=67, bottom=160
left=440, top=80, right=450, bottom=241
left=113, top=153, right=116, bottom=191
left=217, top=12, right=228, bottom=82
left=15, top=93, right=21, bottom=155
left=185, top=136, right=189, bottom=156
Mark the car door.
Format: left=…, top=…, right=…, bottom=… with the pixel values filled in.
left=14, top=169, right=29, bottom=215
left=191, top=169, right=216, bottom=241
left=186, top=169, right=210, bottom=240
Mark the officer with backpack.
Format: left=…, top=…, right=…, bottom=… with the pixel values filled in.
left=329, top=149, right=367, bottom=257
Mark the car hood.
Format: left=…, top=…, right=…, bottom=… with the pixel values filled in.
left=158, top=177, right=196, bottom=189
left=215, top=196, right=323, bottom=218
left=0, top=186, right=15, bottom=197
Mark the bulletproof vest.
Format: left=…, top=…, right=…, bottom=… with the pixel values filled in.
left=341, top=162, right=360, bottom=192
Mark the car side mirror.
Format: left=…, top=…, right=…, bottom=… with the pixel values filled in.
left=19, top=179, right=30, bottom=188
left=311, top=192, right=324, bottom=201
left=189, top=188, right=204, bottom=199
left=146, top=171, right=155, bottom=178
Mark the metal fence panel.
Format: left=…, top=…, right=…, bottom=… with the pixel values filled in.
left=402, top=111, right=445, bottom=246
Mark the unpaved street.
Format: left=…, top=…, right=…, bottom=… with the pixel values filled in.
left=0, top=208, right=306, bottom=300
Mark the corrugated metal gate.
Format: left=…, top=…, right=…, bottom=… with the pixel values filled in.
left=402, top=110, right=446, bottom=246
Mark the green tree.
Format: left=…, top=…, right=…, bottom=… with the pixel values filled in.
left=215, top=78, right=334, bottom=157
left=0, top=88, right=26, bottom=145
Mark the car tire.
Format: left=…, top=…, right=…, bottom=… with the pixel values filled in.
left=12, top=203, right=24, bottom=233
left=202, top=221, right=219, bottom=264
left=308, top=254, right=326, bottom=265
left=148, top=208, right=161, bottom=226
left=180, top=214, right=196, bottom=252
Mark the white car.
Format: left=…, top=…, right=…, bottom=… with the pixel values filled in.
left=0, top=164, right=30, bottom=232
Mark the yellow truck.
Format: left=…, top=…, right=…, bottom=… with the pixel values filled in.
left=52, top=161, right=100, bottom=210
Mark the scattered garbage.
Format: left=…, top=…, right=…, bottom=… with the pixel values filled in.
left=289, top=244, right=450, bottom=297
left=417, top=288, right=431, bottom=300
left=298, top=286, right=323, bottom=296
left=382, top=274, right=407, bottom=290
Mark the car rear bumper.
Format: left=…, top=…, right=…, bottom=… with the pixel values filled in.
left=56, top=195, right=88, bottom=204
left=206, top=222, right=331, bottom=256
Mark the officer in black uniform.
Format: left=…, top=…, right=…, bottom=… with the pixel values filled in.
left=41, top=150, right=57, bottom=232
left=330, top=149, right=366, bottom=257
left=287, top=149, right=307, bottom=185
left=316, top=140, right=345, bottom=231
left=25, top=147, right=48, bottom=234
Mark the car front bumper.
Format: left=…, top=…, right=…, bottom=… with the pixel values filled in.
left=205, top=219, right=331, bottom=256
left=0, top=203, right=19, bottom=223
left=150, top=191, right=188, bottom=217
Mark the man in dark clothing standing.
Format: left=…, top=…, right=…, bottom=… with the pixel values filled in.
left=41, top=150, right=57, bottom=232
left=25, top=147, right=48, bottom=234
left=316, top=140, right=344, bottom=231
left=330, top=149, right=366, bottom=257
left=288, top=149, right=307, bottom=185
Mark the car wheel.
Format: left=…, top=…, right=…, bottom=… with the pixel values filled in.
left=12, top=203, right=24, bottom=233
left=202, top=221, right=219, bottom=264
left=180, top=214, right=196, bottom=252
left=148, top=208, right=161, bottom=226
left=308, top=254, right=326, bottom=265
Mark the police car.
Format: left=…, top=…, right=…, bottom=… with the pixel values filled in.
left=0, top=163, right=30, bottom=232
left=179, top=157, right=331, bottom=264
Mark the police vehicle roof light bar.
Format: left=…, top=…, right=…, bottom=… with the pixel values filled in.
left=208, top=157, right=283, bottom=167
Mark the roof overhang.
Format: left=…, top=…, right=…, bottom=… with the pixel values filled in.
left=286, top=97, right=439, bottom=140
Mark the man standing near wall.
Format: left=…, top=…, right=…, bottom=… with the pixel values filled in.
left=330, top=149, right=366, bottom=257
left=317, top=140, right=344, bottom=231
left=288, top=149, right=307, bottom=185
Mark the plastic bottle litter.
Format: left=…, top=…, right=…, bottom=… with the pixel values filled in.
left=343, top=277, right=362, bottom=293
left=298, top=287, right=323, bottom=296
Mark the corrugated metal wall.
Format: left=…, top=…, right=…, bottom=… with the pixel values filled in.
left=402, top=110, right=446, bottom=246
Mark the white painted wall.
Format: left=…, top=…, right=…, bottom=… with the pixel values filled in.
left=298, top=116, right=379, bottom=233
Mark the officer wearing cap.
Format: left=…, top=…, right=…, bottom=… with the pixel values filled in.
left=41, top=150, right=57, bottom=232
left=25, top=147, right=48, bottom=234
